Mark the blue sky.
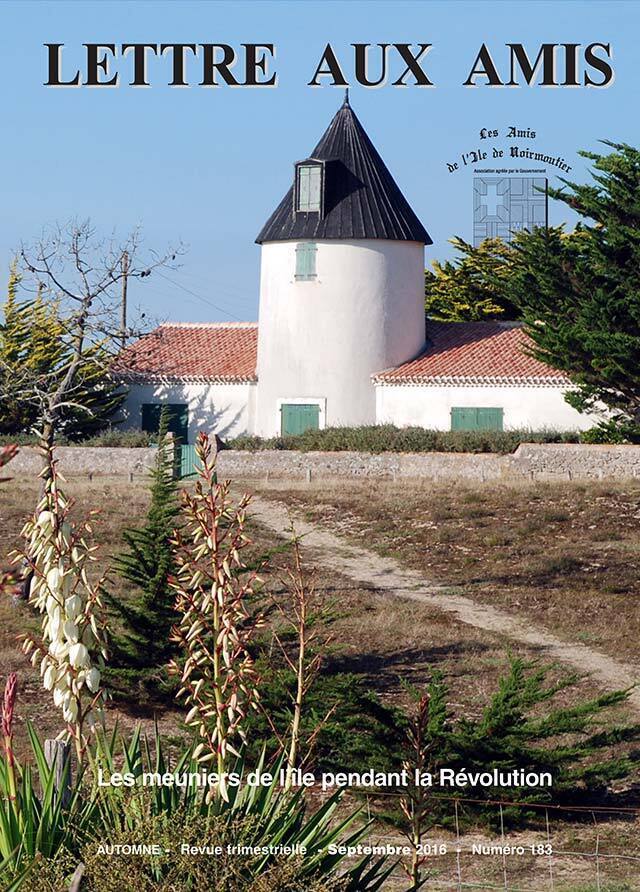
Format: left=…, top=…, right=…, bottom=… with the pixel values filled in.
left=1, top=0, right=638, bottom=324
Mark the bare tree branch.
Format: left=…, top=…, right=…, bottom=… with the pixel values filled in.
left=1, top=219, right=186, bottom=455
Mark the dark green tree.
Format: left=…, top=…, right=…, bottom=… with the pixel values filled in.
left=58, top=342, right=127, bottom=440
left=505, top=142, right=640, bottom=438
left=107, top=410, right=179, bottom=680
left=424, top=236, right=520, bottom=321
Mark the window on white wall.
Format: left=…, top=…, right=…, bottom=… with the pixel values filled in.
left=295, top=243, right=317, bottom=280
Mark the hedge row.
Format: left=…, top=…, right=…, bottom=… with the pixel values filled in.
left=0, top=430, right=155, bottom=447
left=226, top=425, right=582, bottom=455
left=3, top=425, right=622, bottom=453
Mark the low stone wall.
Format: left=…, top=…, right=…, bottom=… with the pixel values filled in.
left=7, top=443, right=640, bottom=483
left=513, top=443, right=640, bottom=481
left=215, top=450, right=508, bottom=481
left=217, top=444, right=640, bottom=483
left=8, top=446, right=157, bottom=478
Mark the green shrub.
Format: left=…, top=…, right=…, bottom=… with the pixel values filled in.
left=27, top=812, right=351, bottom=892
left=76, top=429, right=156, bottom=447
left=580, top=419, right=639, bottom=444
left=18, top=729, right=394, bottom=892
left=0, top=432, right=40, bottom=446
left=0, top=429, right=155, bottom=447
left=227, top=425, right=581, bottom=455
left=386, top=658, right=640, bottom=830
left=88, top=733, right=392, bottom=892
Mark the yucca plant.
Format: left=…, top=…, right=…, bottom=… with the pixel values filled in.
left=0, top=444, right=18, bottom=595
left=89, top=726, right=394, bottom=891
left=18, top=444, right=109, bottom=763
left=0, top=673, right=100, bottom=887
left=168, top=431, right=264, bottom=798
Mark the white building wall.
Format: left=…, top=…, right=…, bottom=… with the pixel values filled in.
left=120, top=382, right=256, bottom=442
left=255, top=239, right=425, bottom=437
left=375, top=384, right=597, bottom=431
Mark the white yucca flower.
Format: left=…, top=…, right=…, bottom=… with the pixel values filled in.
left=18, top=447, right=109, bottom=762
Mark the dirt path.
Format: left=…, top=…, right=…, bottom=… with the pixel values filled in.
left=249, top=494, right=640, bottom=713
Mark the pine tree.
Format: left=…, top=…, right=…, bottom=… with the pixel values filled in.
left=425, top=237, right=520, bottom=321
left=107, top=410, right=179, bottom=676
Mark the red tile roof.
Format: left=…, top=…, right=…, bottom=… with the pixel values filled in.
left=374, top=322, right=569, bottom=385
left=115, top=323, right=258, bottom=383
left=115, top=321, right=566, bottom=387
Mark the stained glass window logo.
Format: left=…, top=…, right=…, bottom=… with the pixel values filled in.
left=473, top=176, right=547, bottom=246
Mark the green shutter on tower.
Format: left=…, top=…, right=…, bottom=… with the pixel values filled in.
left=295, top=243, right=317, bottom=280
left=141, top=403, right=189, bottom=443
left=450, top=407, right=503, bottom=432
left=281, top=404, right=320, bottom=436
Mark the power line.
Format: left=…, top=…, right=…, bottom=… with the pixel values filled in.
left=154, top=271, right=248, bottom=322
left=175, top=268, right=258, bottom=309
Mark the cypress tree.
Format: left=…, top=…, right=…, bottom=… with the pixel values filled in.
left=28, top=290, right=65, bottom=375
left=107, top=409, right=179, bottom=676
left=0, top=269, right=126, bottom=438
left=1, top=260, right=26, bottom=365
left=0, top=262, right=33, bottom=432
left=504, top=142, right=640, bottom=437
left=425, top=237, right=520, bottom=321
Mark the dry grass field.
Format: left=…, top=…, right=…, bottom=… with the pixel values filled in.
left=249, top=477, right=640, bottom=667
left=1, top=472, right=640, bottom=890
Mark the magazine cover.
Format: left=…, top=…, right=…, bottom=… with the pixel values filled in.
left=1, top=1, right=639, bottom=889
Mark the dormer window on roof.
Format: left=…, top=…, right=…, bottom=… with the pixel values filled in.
left=256, top=97, right=431, bottom=245
left=295, top=160, right=323, bottom=215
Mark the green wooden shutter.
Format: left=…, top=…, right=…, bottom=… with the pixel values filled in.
left=298, top=166, right=310, bottom=210
left=295, top=243, right=317, bottom=280
left=451, top=407, right=478, bottom=431
left=281, top=404, right=320, bottom=436
left=451, top=407, right=503, bottom=432
left=476, top=408, right=503, bottom=431
left=297, top=165, right=321, bottom=212
left=308, top=166, right=321, bottom=211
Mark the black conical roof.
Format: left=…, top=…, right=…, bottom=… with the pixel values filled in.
left=255, top=96, right=432, bottom=245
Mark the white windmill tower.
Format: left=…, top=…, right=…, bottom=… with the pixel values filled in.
left=254, top=93, right=432, bottom=437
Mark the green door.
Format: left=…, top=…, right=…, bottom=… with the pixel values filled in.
left=281, top=404, right=320, bottom=436
left=141, top=403, right=189, bottom=443
left=451, top=407, right=504, bottom=432
left=180, top=443, right=202, bottom=479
